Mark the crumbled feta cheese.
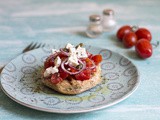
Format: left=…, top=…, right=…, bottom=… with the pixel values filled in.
left=50, top=66, right=58, bottom=74
left=66, top=45, right=79, bottom=66
left=43, top=66, right=59, bottom=77
left=76, top=46, right=88, bottom=58
left=51, top=49, right=60, bottom=54
left=43, top=70, right=50, bottom=77
left=66, top=43, right=74, bottom=49
left=44, top=67, right=52, bottom=77
left=65, top=43, right=88, bottom=66
left=67, top=54, right=79, bottom=66
left=54, top=56, right=61, bottom=67
left=69, top=47, right=76, bottom=55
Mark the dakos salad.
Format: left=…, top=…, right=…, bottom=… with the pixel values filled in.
left=42, top=43, right=103, bottom=94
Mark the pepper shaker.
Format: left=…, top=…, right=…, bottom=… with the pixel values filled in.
left=102, top=9, right=117, bottom=31
left=86, top=15, right=103, bottom=38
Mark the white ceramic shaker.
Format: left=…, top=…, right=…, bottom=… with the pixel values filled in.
left=86, top=15, right=103, bottom=38
left=102, top=9, right=117, bottom=31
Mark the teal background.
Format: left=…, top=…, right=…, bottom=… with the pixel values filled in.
left=0, top=0, right=160, bottom=120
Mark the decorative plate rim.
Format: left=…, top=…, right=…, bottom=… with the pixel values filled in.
left=0, top=47, right=140, bottom=114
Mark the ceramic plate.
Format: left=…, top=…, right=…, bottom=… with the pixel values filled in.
left=0, top=45, right=140, bottom=113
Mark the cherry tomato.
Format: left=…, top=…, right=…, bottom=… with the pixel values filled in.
left=51, top=73, right=63, bottom=84
left=122, top=32, right=138, bottom=48
left=135, top=28, right=152, bottom=41
left=75, top=69, right=91, bottom=80
left=91, top=55, right=102, bottom=65
left=116, top=25, right=132, bottom=41
left=135, top=38, right=152, bottom=59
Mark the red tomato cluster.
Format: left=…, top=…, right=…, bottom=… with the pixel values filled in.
left=116, top=25, right=153, bottom=59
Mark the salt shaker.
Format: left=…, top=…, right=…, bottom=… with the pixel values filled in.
left=86, top=15, right=103, bottom=38
left=102, top=9, right=117, bottom=31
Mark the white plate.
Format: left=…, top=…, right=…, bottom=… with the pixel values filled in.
left=0, top=45, right=140, bottom=113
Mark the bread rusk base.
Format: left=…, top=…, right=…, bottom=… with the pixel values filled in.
left=42, top=65, right=102, bottom=95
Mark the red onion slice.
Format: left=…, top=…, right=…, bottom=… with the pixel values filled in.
left=60, top=48, right=70, bottom=56
left=61, top=58, right=86, bottom=75
left=88, top=59, right=96, bottom=69
left=46, top=52, right=58, bottom=61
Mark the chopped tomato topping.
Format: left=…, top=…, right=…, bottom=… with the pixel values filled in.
left=59, top=67, right=69, bottom=79
left=69, top=67, right=78, bottom=73
left=91, top=55, right=102, bottom=65
left=57, top=52, right=68, bottom=59
left=44, top=52, right=68, bottom=69
left=85, top=58, right=93, bottom=68
left=50, top=73, right=63, bottom=84
left=44, top=61, right=50, bottom=69
left=44, top=48, right=103, bottom=82
left=82, top=58, right=94, bottom=68
left=44, top=54, right=56, bottom=69
left=75, top=69, right=91, bottom=80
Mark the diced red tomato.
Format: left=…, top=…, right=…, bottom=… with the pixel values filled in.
left=84, top=58, right=94, bottom=68
left=91, top=55, right=102, bottom=65
left=57, top=52, right=68, bottom=59
left=44, top=54, right=56, bottom=69
left=44, top=52, right=68, bottom=69
left=44, top=61, right=50, bottom=69
left=69, top=67, right=78, bottom=73
left=75, top=69, right=91, bottom=80
left=50, top=73, right=63, bottom=84
left=44, top=59, right=54, bottom=69
left=49, top=57, right=55, bottom=66
left=59, top=67, right=69, bottom=79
